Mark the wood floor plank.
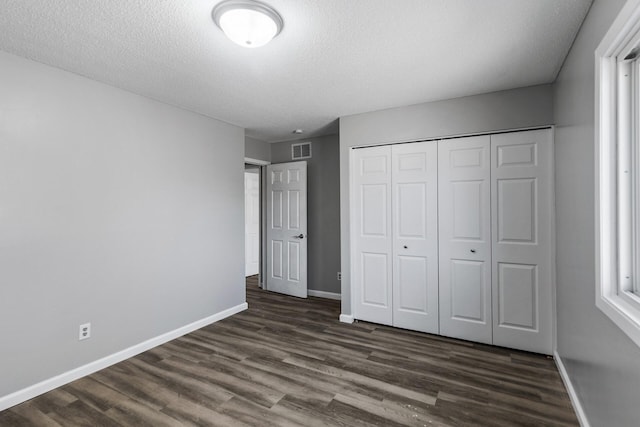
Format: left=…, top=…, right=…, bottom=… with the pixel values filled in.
left=0, top=408, right=43, bottom=427
left=25, top=387, right=78, bottom=415
left=160, top=397, right=251, bottom=427
left=269, top=396, right=340, bottom=427
left=102, top=399, right=184, bottom=427
left=217, top=396, right=301, bottom=427
left=7, top=401, right=64, bottom=427
left=64, top=377, right=137, bottom=413
left=333, top=392, right=440, bottom=427
left=47, top=399, right=122, bottom=427
left=124, top=357, right=236, bottom=408
left=239, top=354, right=390, bottom=403
left=323, top=398, right=410, bottom=427
left=0, top=276, right=579, bottom=426
left=202, top=353, right=335, bottom=405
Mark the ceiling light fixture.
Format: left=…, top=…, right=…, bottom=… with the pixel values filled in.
left=212, top=0, right=283, bottom=48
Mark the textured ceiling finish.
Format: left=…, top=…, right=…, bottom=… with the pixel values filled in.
left=0, top=0, right=592, bottom=142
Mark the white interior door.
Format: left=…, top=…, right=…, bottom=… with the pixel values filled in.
left=491, top=129, right=553, bottom=354
left=438, top=135, right=492, bottom=344
left=245, top=171, right=260, bottom=277
left=392, top=142, right=439, bottom=333
left=352, top=146, right=393, bottom=325
left=266, top=162, right=308, bottom=298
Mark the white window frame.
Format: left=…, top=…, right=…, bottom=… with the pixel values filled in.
left=595, top=0, right=640, bottom=348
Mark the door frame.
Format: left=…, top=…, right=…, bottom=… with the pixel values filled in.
left=244, top=170, right=260, bottom=277
left=245, top=157, right=270, bottom=288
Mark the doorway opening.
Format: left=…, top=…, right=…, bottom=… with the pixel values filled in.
left=244, top=165, right=260, bottom=278
left=244, top=157, right=269, bottom=289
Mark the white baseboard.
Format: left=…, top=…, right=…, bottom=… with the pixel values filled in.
left=339, top=314, right=354, bottom=324
left=308, top=290, right=341, bottom=300
left=554, top=351, right=590, bottom=427
left=0, top=302, right=248, bottom=412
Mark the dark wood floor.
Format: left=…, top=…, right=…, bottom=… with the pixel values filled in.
left=1, top=276, right=578, bottom=426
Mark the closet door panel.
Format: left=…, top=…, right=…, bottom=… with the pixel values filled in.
left=450, top=259, right=487, bottom=322
left=352, top=146, right=393, bottom=325
left=439, top=136, right=492, bottom=344
left=491, top=129, right=553, bottom=354
left=392, top=142, right=439, bottom=333
left=361, top=253, right=389, bottom=306
left=497, top=262, right=537, bottom=329
left=452, top=180, right=484, bottom=240
left=497, top=178, right=536, bottom=243
left=396, top=255, right=428, bottom=311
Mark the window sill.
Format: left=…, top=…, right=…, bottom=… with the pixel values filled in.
left=596, top=291, right=640, bottom=347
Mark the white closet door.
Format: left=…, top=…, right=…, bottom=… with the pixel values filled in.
left=491, top=129, right=553, bottom=354
left=438, top=136, right=492, bottom=344
left=392, top=142, right=439, bottom=333
left=352, top=146, right=393, bottom=325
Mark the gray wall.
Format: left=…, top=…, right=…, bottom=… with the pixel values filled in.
left=0, top=51, right=246, bottom=399
left=554, top=0, right=640, bottom=425
left=245, top=136, right=271, bottom=162
left=339, top=84, right=554, bottom=316
left=271, top=135, right=341, bottom=294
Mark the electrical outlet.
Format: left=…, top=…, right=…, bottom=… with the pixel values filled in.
left=337, top=272, right=342, bottom=281
left=79, top=323, right=91, bottom=341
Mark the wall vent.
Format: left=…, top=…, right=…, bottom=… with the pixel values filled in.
left=292, top=142, right=312, bottom=160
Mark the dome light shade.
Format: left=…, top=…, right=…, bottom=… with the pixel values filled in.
left=212, top=0, right=283, bottom=48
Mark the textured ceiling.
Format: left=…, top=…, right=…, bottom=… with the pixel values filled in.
left=0, top=0, right=592, bottom=142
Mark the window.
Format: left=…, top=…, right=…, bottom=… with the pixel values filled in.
left=618, top=55, right=640, bottom=299
left=596, top=0, right=640, bottom=347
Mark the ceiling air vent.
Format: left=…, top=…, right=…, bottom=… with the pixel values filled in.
left=292, top=142, right=312, bottom=160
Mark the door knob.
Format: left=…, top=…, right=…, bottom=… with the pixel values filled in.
left=403, top=245, right=408, bottom=249
left=470, top=249, right=476, bottom=253
left=295, top=234, right=305, bottom=239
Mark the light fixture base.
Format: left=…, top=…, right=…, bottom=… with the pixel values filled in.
left=212, top=0, right=284, bottom=48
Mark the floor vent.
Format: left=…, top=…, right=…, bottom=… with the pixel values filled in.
left=292, top=142, right=312, bottom=160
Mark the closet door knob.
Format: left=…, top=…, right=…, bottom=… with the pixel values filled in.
left=403, top=245, right=408, bottom=249
left=470, top=249, right=476, bottom=253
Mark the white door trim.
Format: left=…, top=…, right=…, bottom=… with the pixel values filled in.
left=244, top=158, right=270, bottom=286
left=245, top=171, right=260, bottom=277
left=245, top=157, right=270, bottom=166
